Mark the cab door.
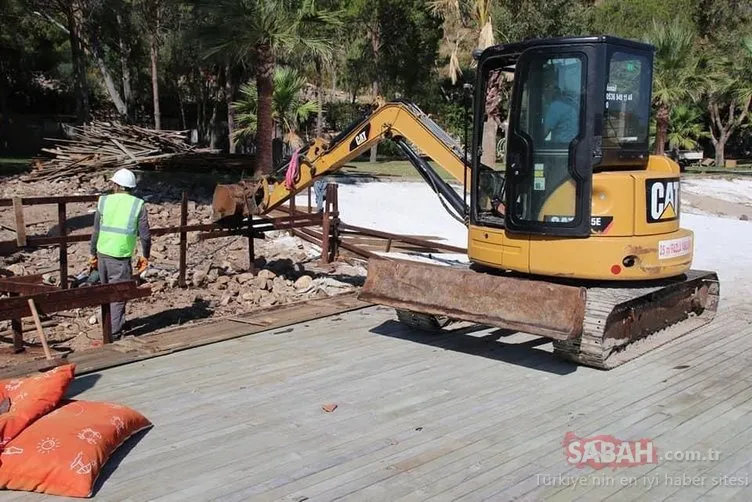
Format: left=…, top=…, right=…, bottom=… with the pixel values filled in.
left=504, top=46, right=598, bottom=236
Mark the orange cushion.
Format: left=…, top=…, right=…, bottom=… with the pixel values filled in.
left=0, top=399, right=151, bottom=497
left=0, top=364, right=76, bottom=447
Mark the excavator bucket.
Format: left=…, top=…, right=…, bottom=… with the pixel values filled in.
left=358, top=258, right=719, bottom=369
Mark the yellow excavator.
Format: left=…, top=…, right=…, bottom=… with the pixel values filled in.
left=212, top=35, right=719, bottom=369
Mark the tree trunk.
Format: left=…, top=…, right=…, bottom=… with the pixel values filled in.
left=481, top=119, right=498, bottom=167
left=369, top=79, right=379, bottom=163
left=331, top=67, right=336, bottom=98
left=369, top=24, right=381, bottom=164
left=314, top=56, right=324, bottom=136
left=66, top=1, right=89, bottom=123
left=255, top=43, right=275, bottom=175
left=209, top=100, right=218, bottom=149
left=90, top=37, right=128, bottom=118
left=116, top=12, right=131, bottom=120
left=150, top=35, right=161, bottom=130
left=481, top=71, right=503, bottom=168
left=0, top=83, right=8, bottom=152
left=714, top=139, right=725, bottom=168
left=655, top=104, right=669, bottom=155
left=225, top=65, right=235, bottom=154
left=177, top=78, right=187, bottom=130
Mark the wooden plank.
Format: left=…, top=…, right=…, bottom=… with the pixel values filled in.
left=178, top=192, right=187, bottom=287
left=0, top=292, right=371, bottom=379
left=0, top=280, right=57, bottom=295
left=58, top=203, right=68, bottom=289
left=0, top=281, right=150, bottom=321
left=225, top=318, right=752, bottom=495
left=190, top=317, right=749, bottom=500
left=2, top=300, right=749, bottom=501
left=0, top=194, right=98, bottom=207
left=12, top=197, right=26, bottom=247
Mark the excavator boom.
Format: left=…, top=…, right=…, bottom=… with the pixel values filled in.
left=212, top=99, right=475, bottom=221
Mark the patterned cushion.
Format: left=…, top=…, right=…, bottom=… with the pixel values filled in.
left=0, top=399, right=152, bottom=497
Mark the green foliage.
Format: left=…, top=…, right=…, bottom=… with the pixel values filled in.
left=591, top=0, right=695, bottom=39
left=666, top=104, right=711, bottom=150
left=232, top=66, right=319, bottom=148
left=644, top=18, right=701, bottom=107
left=493, top=0, right=593, bottom=43
left=2, top=0, right=751, bottom=163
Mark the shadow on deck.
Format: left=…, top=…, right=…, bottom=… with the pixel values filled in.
left=369, top=319, right=578, bottom=375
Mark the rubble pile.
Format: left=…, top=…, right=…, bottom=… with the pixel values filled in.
left=0, top=172, right=367, bottom=365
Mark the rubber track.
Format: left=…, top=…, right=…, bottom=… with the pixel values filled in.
left=552, top=270, right=720, bottom=369
left=396, top=309, right=453, bottom=332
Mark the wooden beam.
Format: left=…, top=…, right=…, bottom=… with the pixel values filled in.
left=0, top=195, right=98, bottom=207
left=179, top=192, right=187, bottom=288
left=58, top=202, right=68, bottom=289
left=0, top=279, right=58, bottom=295
left=0, top=282, right=151, bottom=321
left=12, top=197, right=26, bottom=247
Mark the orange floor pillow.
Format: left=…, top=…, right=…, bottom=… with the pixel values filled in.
left=0, top=399, right=152, bottom=498
left=0, top=364, right=76, bottom=447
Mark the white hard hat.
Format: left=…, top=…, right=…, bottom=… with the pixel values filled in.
left=111, top=168, right=136, bottom=188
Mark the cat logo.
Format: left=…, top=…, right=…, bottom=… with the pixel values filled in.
left=646, top=178, right=680, bottom=223
left=349, top=124, right=371, bottom=151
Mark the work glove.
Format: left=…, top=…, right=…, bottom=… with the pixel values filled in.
left=135, top=256, right=148, bottom=274
left=88, top=256, right=98, bottom=270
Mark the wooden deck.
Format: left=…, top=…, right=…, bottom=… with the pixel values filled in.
left=4, top=295, right=751, bottom=501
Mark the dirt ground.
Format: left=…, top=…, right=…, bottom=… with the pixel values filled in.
left=0, top=170, right=367, bottom=370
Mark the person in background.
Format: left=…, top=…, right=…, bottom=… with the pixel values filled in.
left=89, top=168, right=150, bottom=340
left=313, top=177, right=328, bottom=212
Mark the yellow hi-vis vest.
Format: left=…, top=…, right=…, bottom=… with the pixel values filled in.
left=96, top=193, right=144, bottom=258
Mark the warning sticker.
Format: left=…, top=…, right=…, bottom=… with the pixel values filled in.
left=658, top=236, right=692, bottom=260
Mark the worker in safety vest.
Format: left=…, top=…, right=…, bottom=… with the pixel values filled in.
left=89, top=168, right=151, bottom=339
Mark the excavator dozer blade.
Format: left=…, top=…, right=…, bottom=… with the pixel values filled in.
left=359, top=258, right=588, bottom=340
left=358, top=258, right=720, bottom=370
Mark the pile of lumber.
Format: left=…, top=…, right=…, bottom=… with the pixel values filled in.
left=27, top=122, right=201, bottom=181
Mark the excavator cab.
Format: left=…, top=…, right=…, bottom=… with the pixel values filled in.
left=471, top=36, right=654, bottom=237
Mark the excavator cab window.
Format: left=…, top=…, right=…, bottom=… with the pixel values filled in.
left=503, top=46, right=593, bottom=236
left=471, top=37, right=654, bottom=236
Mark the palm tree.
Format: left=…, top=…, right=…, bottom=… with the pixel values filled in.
left=198, top=0, right=339, bottom=175
left=232, top=66, right=320, bottom=152
left=666, top=104, right=710, bottom=150
left=643, top=19, right=700, bottom=155
left=649, top=103, right=710, bottom=151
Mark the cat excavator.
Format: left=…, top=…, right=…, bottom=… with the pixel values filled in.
left=212, top=35, right=719, bottom=369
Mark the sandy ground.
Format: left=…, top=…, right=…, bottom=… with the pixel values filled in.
left=324, top=175, right=752, bottom=301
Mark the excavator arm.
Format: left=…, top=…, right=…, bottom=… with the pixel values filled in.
left=212, top=99, right=500, bottom=222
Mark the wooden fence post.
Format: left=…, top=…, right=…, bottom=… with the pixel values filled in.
left=178, top=192, right=187, bottom=287
left=58, top=203, right=68, bottom=289
left=320, top=184, right=331, bottom=264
